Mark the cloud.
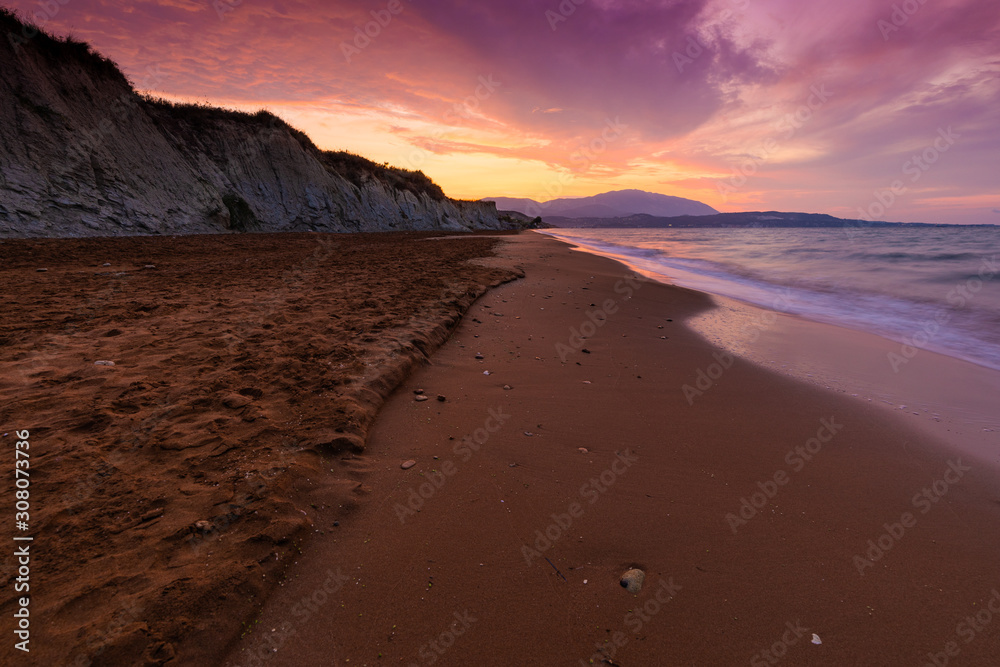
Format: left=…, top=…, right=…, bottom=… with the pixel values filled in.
left=5, top=0, right=1000, bottom=221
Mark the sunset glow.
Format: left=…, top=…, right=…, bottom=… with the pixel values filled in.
left=12, top=0, right=999, bottom=223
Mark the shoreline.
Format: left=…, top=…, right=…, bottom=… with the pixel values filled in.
left=229, top=232, right=1000, bottom=665
left=544, top=231, right=1000, bottom=472
left=539, top=228, right=1000, bottom=375
left=685, top=293, right=1000, bottom=471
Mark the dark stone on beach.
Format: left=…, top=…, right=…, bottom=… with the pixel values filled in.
left=475, top=353, right=484, bottom=359
left=36, top=268, right=47, bottom=272
left=436, top=395, right=446, bottom=402
left=401, top=460, right=416, bottom=470
left=414, top=389, right=424, bottom=394
left=582, top=349, right=591, bottom=354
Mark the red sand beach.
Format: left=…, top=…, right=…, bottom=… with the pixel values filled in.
left=3, top=231, right=1000, bottom=666
left=0, top=232, right=519, bottom=666
left=227, top=233, right=1000, bottom=666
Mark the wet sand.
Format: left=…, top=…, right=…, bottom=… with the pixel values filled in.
left=228, top=232, right=1000, bottom=666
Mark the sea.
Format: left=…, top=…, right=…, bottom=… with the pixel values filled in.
left=541, top=225, right=1000, bottom=372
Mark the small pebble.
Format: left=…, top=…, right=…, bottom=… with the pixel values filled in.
left=475, top=353, right=484, bottom=360
left=414, top=389, right=424, bottom=395
left=94, top=360, right=116, bottom=367
left=503, top=385, right=512, bottom=390
left=333, top=521, right=340, bottom=527
left=620, top=568, right=645, bottom=594
left=401, top=460, right=417, bottom=470
left=415, top=395, right=429, bottom=402
left=436, top=395, right=446, bottom=402
left=36, top=268, right=48, bottom=272
left=581, top=348, right=591, bottom=354
left=578, top=447, right=588, bottom=454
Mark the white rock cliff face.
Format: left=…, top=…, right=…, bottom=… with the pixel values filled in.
left=0, top=26, right=510, bottom=237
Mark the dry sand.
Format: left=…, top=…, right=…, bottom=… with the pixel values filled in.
left=228, top=232, right=1000, bottom=666
left=0, top=232, right=519, bottom=666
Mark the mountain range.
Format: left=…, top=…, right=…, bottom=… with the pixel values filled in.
left=485, top=189, right=719, bottom=220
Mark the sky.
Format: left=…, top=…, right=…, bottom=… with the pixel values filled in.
left=9, top=0, right=1000, bottom=224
